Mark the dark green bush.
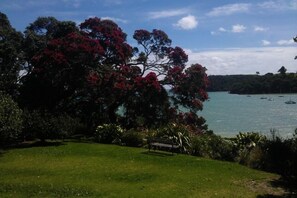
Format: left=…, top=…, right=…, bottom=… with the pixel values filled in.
left=22, top=110, right=82, bottom=141
left=121, top=129, right=144, bottom=147
left=191, top=134, right=235, bottom=161
left=238, top=130, right=297, bottom=180
left=0, top=93, right=23, bottom=147
left=262, top=136, right=295, bottom=177
left=94, top=124, right=124, bottom=144
left=51, top=114, right=84, bottom=140
left=22, top=110, right=54, bottom=141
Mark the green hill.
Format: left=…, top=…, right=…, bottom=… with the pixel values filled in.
left=0, top=142, right=284, bottom=197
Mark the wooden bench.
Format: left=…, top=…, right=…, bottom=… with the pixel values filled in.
left=147, top=137, right=180, bottom=154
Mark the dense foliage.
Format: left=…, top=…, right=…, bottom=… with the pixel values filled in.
left=94, top=124, right=124, bottom=144
left=0, top=13, right=24, bottom=96
left=0, top=92, right=23, bottom=147
left=208, top=72, right=297, bottom=94
left=0, top=11, right=209, bottom=143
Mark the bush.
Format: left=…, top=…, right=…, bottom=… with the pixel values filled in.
left=237, top=130, right=297, bottom=180
left=51, top=114, right=85, bottom=140
left=121, top=129, right=144, bottom=147
left=191, top=134, right=235, bottom=161
left=234, top=132, right=266, bottom=164
left=22, top=110, right=82, bottom=141
left=94, top=124, right=124, bottom=144
left=244, top=146, right=265, bottom=169
left=262, top=135, right=294, bottom=177
left=0, top=93, right=23, bottom=147
left=156, top=123, right=191, bottom=153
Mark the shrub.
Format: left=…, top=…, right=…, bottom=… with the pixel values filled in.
left=245, top=146, right=265, bottom=169
left=156, top=123, right=191, bottom=153
left=22, top=110, right=82, bottom=141
left=191, top=134, right=235, bottom=161
left=262, top=135, right=294, bottom=177
left=234, top=132, right=266, bottom=164
left=22, top=110, right=50, bottom=141
left=235, top=132, right=266, bottom=151
left=121, top=129, right=144, bottom=147
left=0, top=93, right=23, bottom=147
left=94, top=124, right=124, bottom=144
left=239, top=130, right=297, bottom=179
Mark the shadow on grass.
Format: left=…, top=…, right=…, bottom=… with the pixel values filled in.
left=257, top=177, right=297, bottom=198
left=141, top=150, right=176, bottom=157
left=13, top=140, right=65, bottom=149
left=0, top=149, right=4, bottom=157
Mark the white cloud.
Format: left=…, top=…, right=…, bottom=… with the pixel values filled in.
left=254, top=26, right=268, bottom=32
left=148, top=8, right=189, bottom=19
left=210, top=31, right=217, bottom=35
left=219, top=27, right=227, bottom=32
left=211, top=25, right=247, bottom=35
left=101, top=16, right=128, bottom=24
left=277, top=39, right=295, bottom=45
left=207, top=3, right=251, bottom=17
left=185, top=47, right=297, bottom=75
left=262, top=40, right=271, bottom=46
left=231, top=24, right=246, bottom=33
left=258, top=1, right=281, bottom=9
left=174, top=15, right=198, bottom=30
left=258, top=0, right=297, bottom=11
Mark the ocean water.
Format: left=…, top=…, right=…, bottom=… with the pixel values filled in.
left=199, top=92, right=297, bottom=138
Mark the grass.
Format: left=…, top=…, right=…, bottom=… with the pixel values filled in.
left=0, top=142, right=285, bottom=197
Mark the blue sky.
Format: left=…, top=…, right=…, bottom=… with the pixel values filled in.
left=1, top=0, right=296, bottom=75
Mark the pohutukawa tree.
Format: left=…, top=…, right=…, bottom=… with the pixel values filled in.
left=129, top=29, right=209, bottom=130
left=20, top=16, right=209, bottom=131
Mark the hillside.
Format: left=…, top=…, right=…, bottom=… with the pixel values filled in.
left=0, top=142, right=285, bottom=197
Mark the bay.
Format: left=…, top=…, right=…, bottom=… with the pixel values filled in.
left=199, top=92, right=297, bottom=138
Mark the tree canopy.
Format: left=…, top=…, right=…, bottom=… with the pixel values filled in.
left=1, top=12, right=209, bottom=132
left=0, top=13, right=24, bottom=96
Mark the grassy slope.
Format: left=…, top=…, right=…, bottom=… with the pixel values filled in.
left=0, top=142, right=283, bottom=197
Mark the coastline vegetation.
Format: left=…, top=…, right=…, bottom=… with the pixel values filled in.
left=208, top=69, right=297, bottom=94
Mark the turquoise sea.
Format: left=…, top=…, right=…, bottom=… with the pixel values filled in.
left=200, top=92, right=297, bottom=138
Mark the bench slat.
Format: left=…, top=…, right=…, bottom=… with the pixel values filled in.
left=148, top=138, right=180, bottom=154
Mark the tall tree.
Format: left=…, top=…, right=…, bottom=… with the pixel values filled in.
left=278, top=66, right=287, bottom=75
left=0, top=12, right=24, bottom=96
left=130, top=29, right=208, bottom=129
left=19, top=17, right=209, bottom=131
left=23, top=17, right=78, bottom=74
left=20, top=17, right=134, bottom=128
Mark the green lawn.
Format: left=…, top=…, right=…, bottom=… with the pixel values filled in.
left=0, top=142, right=284, bottom=197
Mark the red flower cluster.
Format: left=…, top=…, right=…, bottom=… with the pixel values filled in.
left=191, top=99, right=202, bottom=110
left=167, top=66, right=186, bottom=82
left=135, top=72, right=161, bottom=91
left=80, top=17, right=133, bottom=64
left=168, top=47, right=188, bottom=65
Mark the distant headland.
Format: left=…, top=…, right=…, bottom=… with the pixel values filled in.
left=207, top=67, right=297, bottom=94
